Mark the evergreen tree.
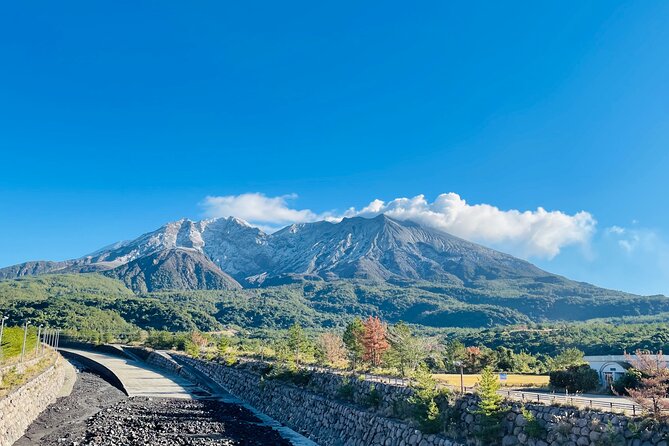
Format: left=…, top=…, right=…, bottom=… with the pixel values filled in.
left=287, top=322, right=310, bottom=366
left=408, top=362, right=445, bottom=433
left=343, top=317, right=365, bottom=369
left=476, top=366, right=504, bottom=416
left=546, top=347, right=586, bottom=371
left=475, top=366, right=505, bottom=445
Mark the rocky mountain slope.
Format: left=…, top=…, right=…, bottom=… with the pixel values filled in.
left=103, top=248, right=241, bottom=293
left=0, top=215, right=551, bottom=291
left=0, top=215, right=647, bottom=302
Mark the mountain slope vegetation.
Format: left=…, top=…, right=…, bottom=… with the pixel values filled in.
left=1, top=274, right=668, bottom=337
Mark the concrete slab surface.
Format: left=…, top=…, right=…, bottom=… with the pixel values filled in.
left=59, top=348, right=196, bottom=399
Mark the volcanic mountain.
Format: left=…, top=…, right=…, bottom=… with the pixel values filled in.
left=0, top=215, right=557, bottom=291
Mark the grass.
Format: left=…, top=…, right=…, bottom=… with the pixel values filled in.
left=0, top=350, right=57, bottom=397
left=433, top=373, right=549, bottom=388
left=0, top=326, right=39, bottom=365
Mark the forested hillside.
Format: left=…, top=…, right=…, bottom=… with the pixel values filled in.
left=2, top=273, right=669, bottom=356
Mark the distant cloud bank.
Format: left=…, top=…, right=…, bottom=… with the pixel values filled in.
left=202, top=192, right=596, bottom=259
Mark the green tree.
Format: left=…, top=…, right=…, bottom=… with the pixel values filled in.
left=287, top=322, right=310, bottom=366
left=217, top=335, right=231, bottom=358
left=387, top=321, right=426, bottom=376
left=612, top=369, right=641, bottom=395
left=408, top=362, right=447, bottom=433
left=495, top=346, right=518, bottom=372
left=184, top=340, right=200, bottom=358
left=549, top=364, right=599, bottom=392
left=343, top=317, right=365, bottom=369
left=443, top=340, right=467, bottom=371
left=515, top=351, right=543, bottom=374
left=546, top=348, right=586, bottom=372
left=475, top=366, right=505, bottom=445
left=476, top=366, right=504, bottom=416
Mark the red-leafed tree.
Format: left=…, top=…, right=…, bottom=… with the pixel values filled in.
left=361, top=316, right=389, bottom=367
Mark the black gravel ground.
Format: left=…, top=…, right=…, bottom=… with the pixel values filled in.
left=80, top=397, right=292, bottom=446
left=16, top=365, right=292, bottom=446
left=15, top=370, right=127, bottom=446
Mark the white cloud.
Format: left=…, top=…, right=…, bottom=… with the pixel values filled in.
left=606, top=225, right=662, bottom=254
left=201, top=193, right=330, bottom=231
left=606, top=225, right=626, bottom=235
left=343, top=193, right=596, bottom=259
left=201, top=192, right=597, bottom=259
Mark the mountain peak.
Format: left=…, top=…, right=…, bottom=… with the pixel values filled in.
left=0, top=214, right=549, bottom=291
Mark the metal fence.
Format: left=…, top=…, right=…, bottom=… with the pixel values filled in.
left=0, top=325, right=61, bottom=369
left=500, top=389, right=642, bottom=416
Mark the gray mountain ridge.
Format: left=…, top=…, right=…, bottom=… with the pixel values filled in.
left=0, top=215, right=644, bottom=298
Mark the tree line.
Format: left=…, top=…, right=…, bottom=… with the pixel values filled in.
left=142, top=316, right=600, bottom=378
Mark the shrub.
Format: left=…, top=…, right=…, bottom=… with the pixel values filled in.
left=337, top=378, right=354, bottom=401
left=612, top=369, right=641, bottom=395
left=522, top=408, right=545, bottom=439
left=265, top=365, right=313, bottom=386
left=364, top=384, right=381, bottom=409
left=594, top=421, right=626, bottom=446
left=549, top=364, right=599, bottom=393
left=0, top=367, right=23, bottom=389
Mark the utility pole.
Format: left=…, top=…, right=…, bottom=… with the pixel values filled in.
left=20, top=321, right=30, bottom=363
left=37, top=325, right=43, bottom=355
left=454, top=360, right=464, bottom=394
left=0, top=315, right=8, bottom=361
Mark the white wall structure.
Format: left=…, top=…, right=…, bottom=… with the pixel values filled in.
left=583, top=354, right=669, bottom=385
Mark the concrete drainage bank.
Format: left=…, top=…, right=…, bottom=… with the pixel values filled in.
left=0, top=357, right=66, bottom=446
left=170, top=355, right=462, bottom=446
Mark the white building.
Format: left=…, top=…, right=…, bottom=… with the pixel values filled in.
left=583, top=354, right=669, bottom=385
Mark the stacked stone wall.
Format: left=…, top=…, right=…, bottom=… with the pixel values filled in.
left=0, top=357, right=66, bottom=446
left=175, top=356, right=461, bottom=446
left=172, top=356, right=669, bottom=446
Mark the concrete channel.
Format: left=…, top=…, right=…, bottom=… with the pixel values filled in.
left=56, top=346, right=318, bottom=445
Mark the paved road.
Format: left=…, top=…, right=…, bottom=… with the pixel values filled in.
left=59, top=348, right=198, bottom=399
left=499, top=389, right=641, bottom=415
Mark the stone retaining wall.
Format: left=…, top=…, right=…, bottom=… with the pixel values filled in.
left=145, top=351, right=200, bottom=384
left=0, top=356, right=66, bottom=446
left=172, top=356, right=669, bottom=446
left=452, top=395, right=669, bottom=446
left=175, top=355, right=462, bottom=446
left=0, top=352, right=52, bottom=378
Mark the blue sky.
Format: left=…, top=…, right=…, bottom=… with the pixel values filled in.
left=1, top=1, right=668, bottom=295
